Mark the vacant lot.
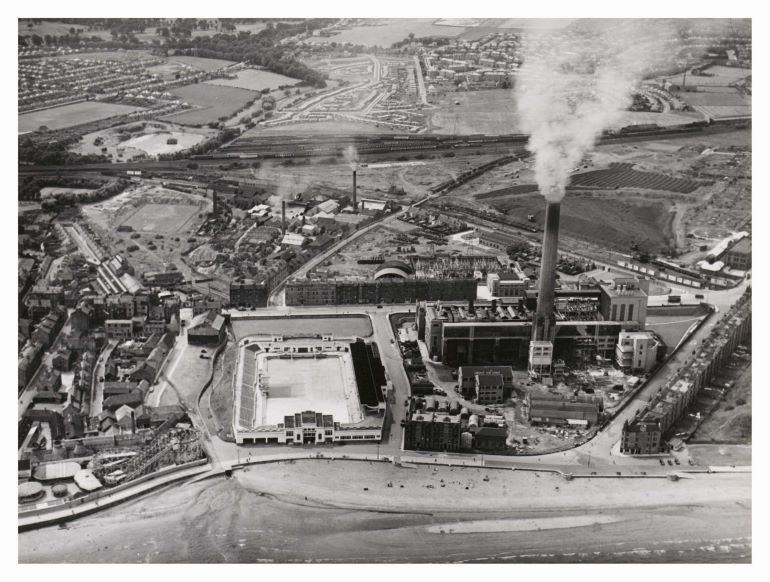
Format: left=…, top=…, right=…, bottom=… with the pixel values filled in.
left=163, top=83, right=258, bottom=125
left=206, top=69, right=300, bottom=92
left=645, top=313, right=706, bottom=354
left=120, top=203, right=200, bottom=233
left=429, top=89, right=520, bottom=135
left=692, top=360, right=751, bottom=443
left=490, top=194, right=675, bottom=253
left=18, top=101, right=145, bottom=133
left=308, top=18, right=465, bottom=47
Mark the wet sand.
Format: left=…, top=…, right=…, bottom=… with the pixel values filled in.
left=18, top=460, right=751, bottom=563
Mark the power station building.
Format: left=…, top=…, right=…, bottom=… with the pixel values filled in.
left=417, top=276, right=646, bottom=370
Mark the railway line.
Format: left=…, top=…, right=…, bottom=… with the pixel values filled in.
left=18, top=119, right=749, bottom=179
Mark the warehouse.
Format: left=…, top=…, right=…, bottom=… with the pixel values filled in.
left=188, top=310, right=227, bottom=346
left=526, top=392, right=602, bottom=427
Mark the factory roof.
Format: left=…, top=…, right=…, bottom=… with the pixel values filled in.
left=374, top=260, right=413, bottom=279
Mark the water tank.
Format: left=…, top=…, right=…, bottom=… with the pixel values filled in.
left=460, top=407, right=470, bottom=419
left=468, top=414, right=479, bottom=429
left=438, top=400, right=449, bottom=413
left=449, top=400, right=461, bottom=415
left=425, top=397, right=437, bottom=411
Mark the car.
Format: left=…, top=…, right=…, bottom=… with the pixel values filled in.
left=377, top=304, right=383, bottom=309
left=674, top=458, right=680, bottom=465
left=390, top=339, right=395, bottom=344
left=404, top=399, right=409, bottom=407
left=659, top=458, right=665, bottom=466
left=400, top=420, right=406, bottom=427
left=667, top=459, right=673, bottom=465
left=688, top=459, right=694, bottom=465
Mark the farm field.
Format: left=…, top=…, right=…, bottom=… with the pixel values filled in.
left=18, top=20, right=112, bottom=39
left=205, top=68, right=300, bottom=91
left=18, top=101, right=145, bottom=133
left=490, top=194, right=676, bottom=253
left=162, top=83, right=258, bottom=126
left=120, top=203, right=200, bottom=233
left=308, top=19, right=466, bottom=47
left=429, top=89, right=520, bottom=135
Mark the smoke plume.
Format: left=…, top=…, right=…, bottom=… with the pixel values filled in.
left=516, top=20, right=679, bottom=202
left=344, top=145, right=359, bottom=171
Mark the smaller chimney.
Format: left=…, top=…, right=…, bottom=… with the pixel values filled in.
left=352, top=170, right=357, bottom=212
left=281, top=201, right=286, bottom=235
left=468, top=299, right=475, bottom=314
left=491, top=299, right=497, bottom=312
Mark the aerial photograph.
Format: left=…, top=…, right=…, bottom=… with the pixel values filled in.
left=16, top=14, right=752, bottom=566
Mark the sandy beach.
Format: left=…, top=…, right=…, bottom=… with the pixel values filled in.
left=18, top=459, right=751, bottom=563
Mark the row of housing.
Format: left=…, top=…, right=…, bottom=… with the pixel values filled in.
left=621, top=289, right=751, bottom=454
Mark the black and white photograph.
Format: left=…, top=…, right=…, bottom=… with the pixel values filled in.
left=11, top=3, right=758, bottom=570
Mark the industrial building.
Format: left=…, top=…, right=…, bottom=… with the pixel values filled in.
left=615, top=330, right=661, bottom=373
left=187, top=310, right=227, bottom=346
left=418, top=294, right=633, bottom=368
left=722, top=237, right=751, bottom=270
left=526, top=392, right=602, bottom=427
left=458, top=365, right=514, bottom=400
left=488, top=269, right=531, bottom=298
left=285, top=275, right=477, bottom=306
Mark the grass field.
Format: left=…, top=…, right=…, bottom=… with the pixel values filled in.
left=18, top=101, right=145, bottom=133
left=51, top=50, right=154, bottom=62
left=242, top=119, right=400, bottom=136
left=308, top=18, right=465, bottom=47
left=490, top=194, right=675, bottom=252
left=163, top=83, right=258, bottom=125
left=429, top=89, right=519, bottom=135
left=206, top=69, right=300, bottom=92
left=170, top=55, right=236, bottom=71
left=120, top=203, right=200, bottom=233
left=18, top=20, right=111, bottom=39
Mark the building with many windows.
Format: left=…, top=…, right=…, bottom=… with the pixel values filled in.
left=615, top=330, right=661, bottom=373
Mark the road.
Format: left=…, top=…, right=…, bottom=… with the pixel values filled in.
left=90, top=341, right=117, bottom=417
left=267, top=196, right=436, bottom=306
